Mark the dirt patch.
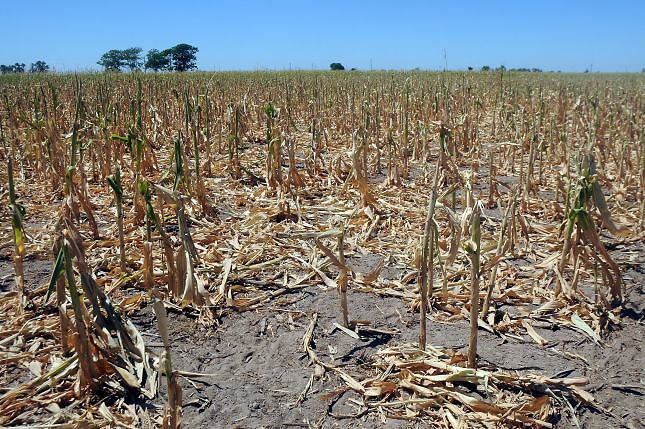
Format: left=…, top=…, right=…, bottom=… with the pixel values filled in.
left=2, top=243, right=642, bottom=428
left=131, top=277, right=644, bottom=428
left=577, top=281, right=645, bottom=429
left=2, top=247, right=642, bottom=427
left=132, top=288, right=416, bottom=428
left=0, top=257, right=51, bottom=293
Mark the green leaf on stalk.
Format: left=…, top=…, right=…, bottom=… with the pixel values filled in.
left=173, top=136, right=183, bottom=192
left=110, top=134, right=129, bottom=143
left=107, top=168, right=123, bottom=201
left=45, top=247, right=65, bottom=302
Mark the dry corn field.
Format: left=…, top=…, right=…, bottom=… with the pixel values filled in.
left=0, top=71, right=643, bottom=428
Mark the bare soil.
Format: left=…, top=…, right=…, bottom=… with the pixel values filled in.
left=1, top=251, right=642, bottom=429
left=129, top=273, right=644, bottom=428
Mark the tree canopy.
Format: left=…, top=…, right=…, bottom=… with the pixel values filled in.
left=97, top=48, right=143, bottom=72
left=330, top=62, right=345, bottom=71
left=145, top=49, right=171, bottom=72
left=140, top=44, right=200, bottom=72
left=1, top=62, right=50, bottom=74
left=30, top=61, right=50, bottom=73
left=0, top=63, right=26, bottom=74
left=167, top=44, right=199, bottom=72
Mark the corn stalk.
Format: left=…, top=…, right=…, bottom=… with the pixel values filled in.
left=315, top=229, right=350, bottom=327
left=153, top=299, right=182, bottom=429
left=107, top=167, right=126, bottom=272
left=7, top=158, right=26, bottom=311
left=482, top=189, right=517, bottom=319
left=556, top=153, right=624, bottom=303
left=418, top=163, right=440, bottom=351
left=465, top=202, right=482, bottom=368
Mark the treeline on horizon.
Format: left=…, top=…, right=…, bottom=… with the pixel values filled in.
left=97, top=44, right=199, bottom=72
left=0, top=61, right=49, bottom=74
left=0, top=44, right=201, bottom=75
left=2, top=49, right=643, bottom=74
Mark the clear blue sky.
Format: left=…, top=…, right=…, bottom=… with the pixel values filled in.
left=1, top=0, right=643, bottom=72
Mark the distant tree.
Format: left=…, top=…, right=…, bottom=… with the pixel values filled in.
left=468, top=66, right=473, bottom=71
left=30, top=60, right=49, bottom=73
left=0, top=63, right=25, bottom=74
left=121, top=47, right=143, bottom=71
left=166, top=44, right=198, bottom=71
left=1, top=63, right=26, bottom=73
left=98, top=50, right=125, bottom=71
left=97, top=48, right=142, bottom=72
left=480, top=65, right=490, bottom=71
left=145, top=49, right=171, bottom=71
left=329, top=62, right=345, bottom=71
left=496, top=65, right=506, bottom=72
